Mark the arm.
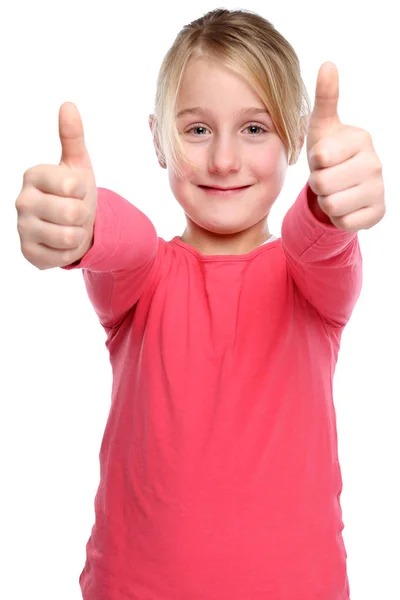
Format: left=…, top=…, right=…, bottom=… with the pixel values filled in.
left=281, top=182, right=362, bottom=329
left=62, top=187, right=158, bottom=330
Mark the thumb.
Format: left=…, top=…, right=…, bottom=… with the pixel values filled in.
left=309, top=62, right=341, bottom=131
left=59, top=102, right=93, bottom=169
left=306, top=62, right=341, bottom=159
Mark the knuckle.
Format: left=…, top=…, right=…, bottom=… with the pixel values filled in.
left=63, top=202, right=80, bottom=225
left=63, top=177, right=76, bottom=197
left=22, top=167, right=34, bottom=184
left=20, top=242, right=34, bottom=262
left=63, top=176, right=83, bottom=198
left=63, top=227, right=81, bottom=247
left=322, top=196, right=335, bottom=214
left=310, top=172, right=327, bottom=195
left=337, top=217, right=350, bottom=232
left=16, top=218, right=27, bottom=238
left=15, top=196, right=26, bottom=213
left=62, top=228, right=76, bottom=247
left=378, top=202, right=386, bottom=219
left=363, top=130, right=372, bottom=144
left=363, top=151, right=381, bottom=172
left=319, top=180, right=329, bottom=196
left=61, top=250, right=76, bottom=266
left=308, top=172, right=317, bottom=190
left=312, top=146, right=330, bottom=166
left=23, top=164, right=43, bottom=183
left=316, top=150, right=328, bottom=164
left=15, top=190, right=31, bottom=213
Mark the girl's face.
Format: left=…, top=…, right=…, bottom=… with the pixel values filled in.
left=159, top=57, right=296, bottom=254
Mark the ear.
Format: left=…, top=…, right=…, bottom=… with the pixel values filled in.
left=148, top=115, right=167, bottom=169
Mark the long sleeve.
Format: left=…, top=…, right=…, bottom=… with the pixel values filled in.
left=62, top=187, right=159, bottom=330
left=281, top=182, right=363, bottom=329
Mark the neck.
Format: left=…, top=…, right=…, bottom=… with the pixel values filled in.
left=180, top=219, right=271, bottom=255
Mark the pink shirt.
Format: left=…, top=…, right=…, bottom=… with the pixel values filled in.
left=63, top=182, right=362, bottom=599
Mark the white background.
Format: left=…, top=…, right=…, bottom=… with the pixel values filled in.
left=1, top=1, right=399, bottom=598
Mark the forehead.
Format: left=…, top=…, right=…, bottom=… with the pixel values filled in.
left=176, top=57, right=266, bottom=115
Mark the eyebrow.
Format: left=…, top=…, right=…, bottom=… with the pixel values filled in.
left=176, top=107, right=270, bottom=119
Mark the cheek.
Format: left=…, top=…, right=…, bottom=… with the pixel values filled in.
left=169, top=156, right=198, bottom=189
left=254, top=146, right=287, bottom=179
left=168, top=165, right=194, bottom=202
left=169, top=140, right=287, bottom=186
left=179, top=147, right=206, bottom=178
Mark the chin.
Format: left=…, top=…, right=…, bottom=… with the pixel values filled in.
left=194, top=219, right=253, bottom=236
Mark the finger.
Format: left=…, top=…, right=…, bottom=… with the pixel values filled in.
left=35, top=192, right=89, bottom=226
left=32, top=219, right=85, bottom=250
left=309, top=127, right=372, bottom=171
left=309, top=153, right=372, bottom=197
left=318, top=175, right=384, bottom=218
left=22, top=240, right=81, bottom=271
left=59, top=102, right=93, bottom=169
left=18, top=183, right=88, bottom=227
left=23, top=165, right=86, bottom=199
left=310, top=62, right=340, bottom=128
left=317, top=184, right=365, bottom=218
left=330, top=204, right=385, bottom=232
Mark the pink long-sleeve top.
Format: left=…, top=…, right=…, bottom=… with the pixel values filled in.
left=63, top=182, right=362, bottom=599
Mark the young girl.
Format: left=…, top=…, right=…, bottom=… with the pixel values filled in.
left=16, top=8, right=385, bottom=600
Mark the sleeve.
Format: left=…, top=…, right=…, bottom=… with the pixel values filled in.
left=61, top=187, right=159, bottom=330
left=281, top=182, right=363, bottom=329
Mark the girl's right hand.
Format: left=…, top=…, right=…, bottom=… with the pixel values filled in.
left=16, top=102, right=98, bottom=269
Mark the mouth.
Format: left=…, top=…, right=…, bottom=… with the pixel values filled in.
left=200, top=185, right=251, bottom=190
left=199, top=185, right=252, bottom=196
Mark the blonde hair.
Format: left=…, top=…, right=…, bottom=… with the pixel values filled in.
left=152, top=8, right=311, bottom=177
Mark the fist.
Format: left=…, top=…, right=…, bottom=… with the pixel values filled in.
left=16, top=102, right=98, bottom=269
left=306, top=62, right=385, bottom=232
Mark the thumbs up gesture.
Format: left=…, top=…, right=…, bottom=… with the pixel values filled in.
left=306, top=62, right=385, bottom=232
left=16, top=102, right=98, bottom=269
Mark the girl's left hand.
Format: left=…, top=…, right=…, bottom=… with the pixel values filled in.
left=306, top=62, right=386, bottom=232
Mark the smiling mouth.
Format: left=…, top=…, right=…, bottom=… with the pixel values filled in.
left=199, top=185, right=251, bottom=191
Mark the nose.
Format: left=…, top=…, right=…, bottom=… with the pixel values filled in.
left=208, top=134, right=241, bottom=176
